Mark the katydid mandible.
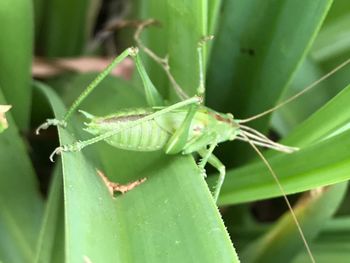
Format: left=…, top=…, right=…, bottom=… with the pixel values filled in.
left=36, top=20, right=350, bottom=263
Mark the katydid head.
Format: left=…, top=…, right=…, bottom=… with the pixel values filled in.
left=210, top=111, right=298, bottom=153
left=224, top=113, right=241, bottom=141
left=204, top=108, right=241, bottom=143
left=210, top=109, right=298, bottom=153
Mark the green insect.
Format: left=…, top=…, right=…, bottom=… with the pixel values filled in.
left=36, top=20, right=350, bottom=263
left=36, top=36, right=295, bottom=202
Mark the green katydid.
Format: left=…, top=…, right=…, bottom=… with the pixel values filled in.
left=36, top=42, right=298, bottom=201
left=36, top=20, right=350, bottom=263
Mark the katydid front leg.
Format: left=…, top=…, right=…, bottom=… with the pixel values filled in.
left=198, top=141, right=218, bottom=176
left=36, top=48, right=138, bottom=134
left=37, top=47, right=168, bottom=135
left=36, top=45, right=166, bottom=134
left=198, top=150, right=225, bottom=202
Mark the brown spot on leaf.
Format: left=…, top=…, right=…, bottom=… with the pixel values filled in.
left=97, top=170, right=147, bottom=197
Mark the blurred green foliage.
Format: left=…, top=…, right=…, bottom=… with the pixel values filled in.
left=0, top=0, right=349, bottom=262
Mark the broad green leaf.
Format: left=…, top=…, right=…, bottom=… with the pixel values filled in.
left=272, top=1, right=350, bottom=136
left=0, top=0, right=33, bottom=129
left=0, top=89, right=43, bottom=262
left=37, top=76, right=239, bottom=262
left=301, top=216, right=350, bottom=262
left=241, top=182, right=347, bottom=263
left=283, top=84, right=350, bottom=146
left=214, top=83, right=350, bottom=204
left=218, top=127, right=350, bottom=205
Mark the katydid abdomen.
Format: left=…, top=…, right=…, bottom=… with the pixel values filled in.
left=82, top=108, right=169, bottom=151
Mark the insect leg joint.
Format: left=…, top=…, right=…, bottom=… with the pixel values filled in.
left=128, top=47, right=139, bottom=57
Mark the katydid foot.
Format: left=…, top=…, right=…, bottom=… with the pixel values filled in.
left=49, top=141, right=84, bottom=162
left=36, top=118, right=67, bottom=135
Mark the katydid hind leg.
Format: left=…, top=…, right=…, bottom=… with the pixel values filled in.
left=133, top=52, right=165, bottom=107
left=134, top=21, right=214, bottom=101
left=134, top=19, right=190, bottom=101
left=197, top=141, right=218, bottom=176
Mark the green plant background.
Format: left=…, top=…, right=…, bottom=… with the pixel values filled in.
left=0, top=0, right=349, bottom=262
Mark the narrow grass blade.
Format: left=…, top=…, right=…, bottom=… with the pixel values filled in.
left=283, top=84, right=350, bottom=146
left=218, top=127, right=350, bottom=205
left=312, top=1, right=350, bottom=61
left=241, top=182, right=347, bottom=263
left=208, top=0, right=222, bottom=35
left=293, top=216, right=350, bottom=263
